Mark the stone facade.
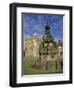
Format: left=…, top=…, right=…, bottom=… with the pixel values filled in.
left=25, top=35, right=41, bottom=59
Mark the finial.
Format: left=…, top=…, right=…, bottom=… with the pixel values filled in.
left=46, top=20, right=49, bottom=26
left=45, top=20, right=51, bottom=30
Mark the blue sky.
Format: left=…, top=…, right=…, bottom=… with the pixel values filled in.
left=22, top=14, right=63, bottom=42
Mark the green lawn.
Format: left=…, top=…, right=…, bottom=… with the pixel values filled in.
left=22, top=58, right=63, bottom=75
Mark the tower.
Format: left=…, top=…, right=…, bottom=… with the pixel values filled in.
left=38, top=22, right=58, bottom=70
left=43, top=22, right=53, bottom=43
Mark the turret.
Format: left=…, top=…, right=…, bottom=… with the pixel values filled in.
left=43, top=22, right=53, bottom=43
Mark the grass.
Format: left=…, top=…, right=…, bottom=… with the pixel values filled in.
left=22, top=58, right=63, bottom=75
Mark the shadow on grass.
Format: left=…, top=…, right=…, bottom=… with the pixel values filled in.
left=22, top=58, right=63, bottom=75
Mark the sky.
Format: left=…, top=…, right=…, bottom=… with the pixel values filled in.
left=22, top=14, right=63, bottom=42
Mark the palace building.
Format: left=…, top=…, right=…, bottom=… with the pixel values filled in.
left=25, top=34, right=41, bottom=59
left=24, top=23, right=63, bottom=61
